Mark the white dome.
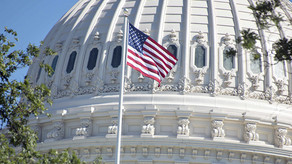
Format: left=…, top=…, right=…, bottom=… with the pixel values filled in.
left=28, top=0, right=292, bottom=163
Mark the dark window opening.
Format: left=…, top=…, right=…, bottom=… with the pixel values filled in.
left=167, top=45, right=177, bottom=58
left=50, top=55, right=59, bottom=76
left=66, top=51, right=77, bottom=73
left=87, top=48, right=99, bottom=70
left=111, top=46, right=122, bottom=68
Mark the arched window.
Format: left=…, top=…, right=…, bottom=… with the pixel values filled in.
left=250, top=54, right=261, bottom=74
left=223, top=50, right=234, bottom=70
left=111, top=46, right=122, bottom=68
left=87, top=48, right=99, bottom=70
left=36, top=61, right=44, bottom=82
left=274, top=61, right=285, bottom=79
left=195, top=46, right=206, bottom=68
left=167, top=45, right=177, bottom=58
left=50, top=55, right=59, bottom=76
left=66, top=51, right=77, bottom=73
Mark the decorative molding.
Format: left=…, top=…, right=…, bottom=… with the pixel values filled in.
left=108, top=117, right=118, bottom=134
left=155, top=147, right=160, bottom=157
left=142, top=147, right=148, bottom=156
left=247, top=73, right=263, bottom=90
left=244, top=123, right=259, bottom=143
left=75, top=118, right=92, bottom=137
left=116, top=30, right=123, bottom=42
left=141, top=116, right=155, bottom=136
left=222, top=70, right=236, bottom=87
left=179, top=148, right=185, bottom=157
left=177, top=118, right=190, bottom=136
left=192, top=149, right=198, bottom=159
left=107, top=147, right=113, bottom=156
left=194, top=69, right=206, bottom=85
left=241, top=153, right=247, bottom=163
left=229, top=152, right=235, bottom=161
left=168, top=147, right=173, bottom=157
left=204, top=150, right=210, bottom=159
left=211, top=120, right=225, bottom=138
left=131, top=147, right=136, bottom=156
left=217, top=151, right=223, bottom=160
left=169, top=29, right=178, bottom=43
left=110, top=70, right=119, bottom=84
left=94, top=31, right=100, bottom=41
left=274, top=127, right=291, bottom=148
left=45, top=121, right=64, bottom=142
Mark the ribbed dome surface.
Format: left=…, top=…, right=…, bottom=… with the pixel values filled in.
left=28, top=0, right=292, bottom=163
left=28, top=0, right=292, bottom=104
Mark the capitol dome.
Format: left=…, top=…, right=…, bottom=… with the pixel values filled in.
left=28, top=0, right=292, bottom=163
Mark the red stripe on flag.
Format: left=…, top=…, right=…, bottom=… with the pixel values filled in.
left=147, top=37, right=178, bottom=63
left=144, top=41, right=175, bottom=68
left=127, top=50, right=161, bottom=76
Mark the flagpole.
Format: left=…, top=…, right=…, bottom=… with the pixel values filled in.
left=115, top=8, right=128, bottom=164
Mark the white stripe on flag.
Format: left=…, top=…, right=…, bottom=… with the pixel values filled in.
left=145, top=39, right=177, bottom=65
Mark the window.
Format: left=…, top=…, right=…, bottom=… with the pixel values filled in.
left=50, top=55, right=59, bottom=76
left=66, top=51, right=77, bottom=73
left=87, top=48, right=99, bottom=70
left=111, top=46, right=122, bottom=68
left=223, top=50, right=234, bottom=70
left=167, top=45, right=177, bottom=58
left=250, top=54, right=261, bottom=74
left=195, top=46, right=206, bottom=68
left=36, top=61, right=44, bottom=82
left=274, top=61, right=285, bottom=79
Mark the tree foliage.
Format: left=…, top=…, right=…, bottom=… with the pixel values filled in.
left=0, top=27, right=85, bottom=163
left=226, top=0, right=292, bottom=62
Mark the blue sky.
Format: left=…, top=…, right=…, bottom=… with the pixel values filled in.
left=0, top=0, right=78, bottom=81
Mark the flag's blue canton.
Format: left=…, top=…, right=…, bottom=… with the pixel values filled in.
left=128, top=23, right=148, bottom=54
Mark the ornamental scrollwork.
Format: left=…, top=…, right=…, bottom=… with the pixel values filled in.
left=247, top=73, right=263, bottom=90
left=274, top=79, right=286, bottom=95
left=177, top=118, right=190, bottom=136
left=243, top=123, right=259, bottom=142
left=222, top=70, right=236, bottom=87
left=274, top=127, right=291, bottom=148
left=110, top=70, right=119, bottom=84
left=208, top=81, right=221, bottom=96
left=63, top=75, right=72, bottom=88
left=194, top=69, right=206, bottom=85
left=211, top=120, right=225, bottom=138
left=108, top=118, right=118, bottom=134
left=169, top=29, right=178, bottom=43
left=178, top=77, right=191, bottom=94
left=75, top=119, right=92, bottom=136
left=46, top=121, right=64, bottom=141
left=142, top=117, right=155, bottom=135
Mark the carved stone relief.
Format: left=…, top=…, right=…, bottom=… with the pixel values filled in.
left=177, top=118, right=190, bottom=136
left=274, top=127, right=291, bottom=148
left=75, top=118, right=92, bottom=137
left=108, top=117, right=118, bottom=134
left=141, top=117, right=155, bottom=135
left=243, top=123, right=259, bottom=143
left=46, top=121, right=64, bottom=141
left=211, top=120, right=225, bottom=138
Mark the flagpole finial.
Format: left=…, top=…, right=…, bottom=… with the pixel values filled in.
left=123, top=8, right=129, bottom=17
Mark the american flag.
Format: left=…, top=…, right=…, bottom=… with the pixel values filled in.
left=127, top=23, right=178, bottom=86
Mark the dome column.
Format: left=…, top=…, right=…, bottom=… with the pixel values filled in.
left=230, top=0, right=246, bottom=99
left=208, top=0, right=219, bottom=96
left=181, top=0, right=191, bottom=91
